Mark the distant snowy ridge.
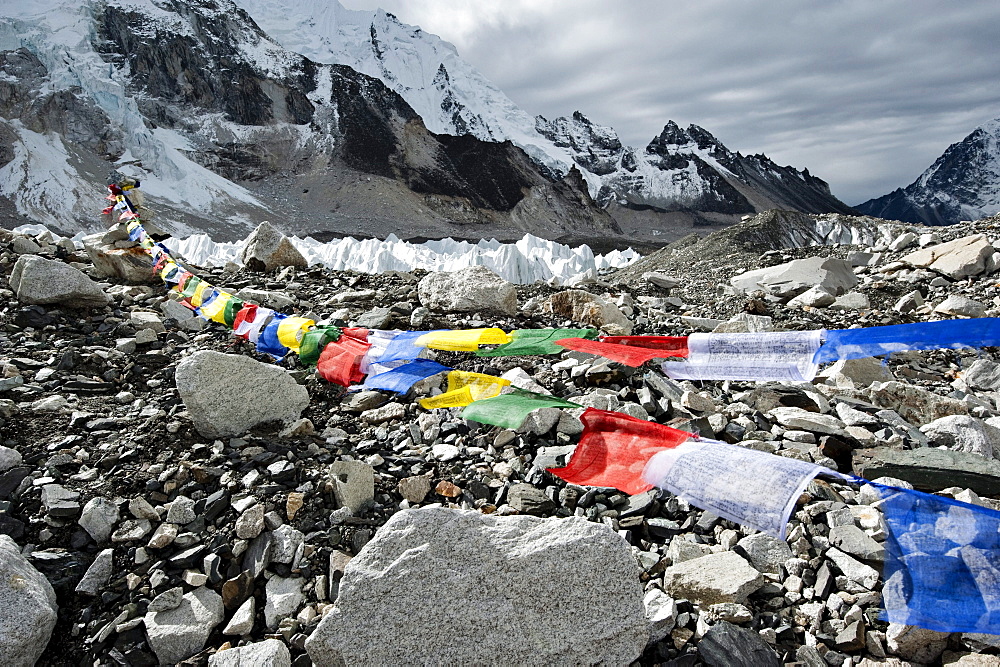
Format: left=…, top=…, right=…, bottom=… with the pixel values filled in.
left=166, top=232, right=639, bottom=285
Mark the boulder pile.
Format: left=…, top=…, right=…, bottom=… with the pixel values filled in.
left=2, top=213, right=1000, bottom=664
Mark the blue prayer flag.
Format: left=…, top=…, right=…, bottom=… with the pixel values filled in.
left=872, top=481, right=1000, bottom=634
left=378, top=330, right=447, bottom=364
left=816, top=319, right=1000, bottom=363
left=257, top=313, right=290, bottom=361
left=362, top=359, right=452, bottom=393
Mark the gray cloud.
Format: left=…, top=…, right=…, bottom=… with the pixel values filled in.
left=347, top=1, right=1000, bottom=205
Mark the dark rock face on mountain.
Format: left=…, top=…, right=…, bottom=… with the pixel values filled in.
left=0, top=0, right=619, bottom=244
left=856, top=119, right=1000, bottom=226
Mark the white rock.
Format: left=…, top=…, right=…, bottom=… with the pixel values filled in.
left=644, top=588, right=677, bottom=643
left=78, top=496, right=120, bottom=544
left=0, top=445, right=23, bottom=473
left=223, top=596, right=256, bottom=636
left=730, top=256, right=857, bottom=299
left=10, top=254, right=110, bottom=307
left=174, top=351, right=310, bottom=438
left=934, top=294, right=987, bottom=318
left=920, top=415, right=1000, bottom=460
left=0, top=535, right=58, bottom=666
left=662, top=551, right=765, bottom=605
left=418, top=265, right=518, bottom=316
left=240, top=221, right=308, bottom=272
left=901, top=233, right=994, bottom=279
left=75, top=548, right=114, bottom=596
left=144, top=586, right=224, bottom=664
left=264, top=576, right=304, bottom=630
left=305, top=507, right=646, bottom=666
left=769, top=406, right=846, bottom=435
left=210, top=639, right=291, bottom=667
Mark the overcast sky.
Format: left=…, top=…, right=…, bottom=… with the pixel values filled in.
left=343, top=0, right=1000, bottom=206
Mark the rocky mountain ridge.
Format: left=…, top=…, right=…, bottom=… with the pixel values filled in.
left=2, top=0, right=853, bottom=248
left=4, top=211, right=1000, bottom=663
left=856, top=117, right=1000, bottom=226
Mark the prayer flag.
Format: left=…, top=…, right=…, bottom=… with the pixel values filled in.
left=461, top=388, right=581, bottom=430
left=477, top=328, right=598, bottom=357
left=548, top=408, right=692, bottom=495
left=276, top=316, right=316, bottom=353
left=416, top=328, right=512, bottom=352
left=644, top=439, right=831, bottom=538
left=257, top=313, right=290, bottom=360
left=299, top=326, right=341, bottom=366
left=317, top=334, right=371, bottom=387
left=870, top=481, right=1000, bottom=634
left=379, top=330, right=446, bottom=364
left=233, top=305, right=275, bottom=344
left=362, top=359, right=452, bottom=393
left=556, top=335, right=689, bottom=366
left=816, top=319, right=1000, bottom=363
left=419, top=371, right=511, bottom=409
left=662, top=330, right=823, bottom=381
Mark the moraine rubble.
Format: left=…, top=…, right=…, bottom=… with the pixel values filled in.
left=3, top=211, right=1000, bottom=665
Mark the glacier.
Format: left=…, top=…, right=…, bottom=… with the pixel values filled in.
left=14, top=224, right=639, bottom=285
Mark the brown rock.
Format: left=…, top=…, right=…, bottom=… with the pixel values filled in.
left=435, top=481, right=462, bottom=498
left=286, top=492, right=304, bottom=521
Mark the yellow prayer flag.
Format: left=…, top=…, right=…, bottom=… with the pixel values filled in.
left=199, top=292, right=233, bottom=324
left=414, top=328, right=512, bottom=352
left=419, top=371, right=510, bottom=409
left=189, top=281, right=213, bottom=308
left=277, top=316, right=316, bottom=353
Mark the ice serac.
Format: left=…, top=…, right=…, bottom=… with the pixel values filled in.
left=856, top=117, right=1000, bottom=226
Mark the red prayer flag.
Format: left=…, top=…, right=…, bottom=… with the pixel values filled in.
left=317, top=335, right=371, bottom=387
left=555, top=336, right=689, bottom=367
left=548, top=408, right=692, bottom=494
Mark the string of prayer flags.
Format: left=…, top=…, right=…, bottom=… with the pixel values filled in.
left=460, top=388, right=581, bottom=430
left=548, top=408, right=692, bottom=495
left=643, top=439, right=835, bottom=539
left=815, top=318, right=1000, bottom=363
left=416, top=328, right=512, bottom=352
left=476, top=328, right=598, bottom=357
left=257, top=313, right=291, bottom=360
left=198, top=292, right=241, bottom=327
left=317, top=331, right=371, bottom=386
left=276, top=316, right=317, bottom=353
left=556, top=335, right=689, bottom=367
left=188, top=280, right=212, bottom=308
left=870, top=481, right=1000, bottom=634
left=360, top=330, right=408, bottom=375
left=362, top=359, right=452, bottom=393
left=661, top=330, right=824, bottom=382
left=299, top=326, right=342, bottom=366
left=419, top=371, right=511, bottom=409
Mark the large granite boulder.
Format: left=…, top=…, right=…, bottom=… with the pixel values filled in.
left=730, top=256, right=858, bottom=300
left=418, top=265, right=518, bottom=316
left=175, top=351, right=310, bottom=438
left=240, top=221, right=308, bottom=272
left=10, top=254, right=110, bottom=307
left=901, top=233, right=995, bottom=279
left=81, top=233, right=160, bottom=283
left=144, top=586, right=224, bottom=664
left=305, top=507, right=646, bottom=665
left=0, top=535, right=58, bottom=666
left=543, top=289, right=633, bottom=335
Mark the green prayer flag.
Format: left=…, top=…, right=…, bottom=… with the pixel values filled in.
left=180, top=275, right=202, bottom=298
left=223, top=299, right=244, bottom=328
left=461, top=388, right=581, bottom=430
left=299, top=326, right=342, bottom=366
left=476, top=328, right=598, bottom=357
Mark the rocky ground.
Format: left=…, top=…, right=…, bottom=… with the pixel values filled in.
left=3, top=211, right=1000, bottom=665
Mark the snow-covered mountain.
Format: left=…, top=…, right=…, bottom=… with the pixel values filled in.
left=236, top=0, right=856, bottom=240
left=855, top=118, right=1000, bottom=226
left=0, top=0, right=853, bottom=246
left=0, top=0, right=617, bottom=243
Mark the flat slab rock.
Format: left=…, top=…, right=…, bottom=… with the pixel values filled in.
left=854, top=447, right=1000, bottom=495
left=305, top=507, right=647, bottom=666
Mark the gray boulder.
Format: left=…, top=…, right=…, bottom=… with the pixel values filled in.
left=964, top=359, right=1000, bottom=392
left=144, top=586, right=224, bottom=664
left=0, top=535, right=58, bottom=666
left=920, top=415, right=1000, bottom=460
left=543, top=289, right=633, bottom=335
left=175, top=351, right=310, bottom=438
left=305, top=507, right=646, bottom=666
left=209, top=639, right=291, bottom=667
left=730, top=256, right=857, bottom=300
left=661, top=551, right=765, bottom=605
left=10, top=254, right=110, bottom=307
left=901, top=233, right=994, bottom=279
left=81, top=233, right=159, bottom=283
left=934, top=294, right=987, bottom=318
left=240, top=221, right=308, bottom=272
left=418, top=265, right=518, bottom=316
